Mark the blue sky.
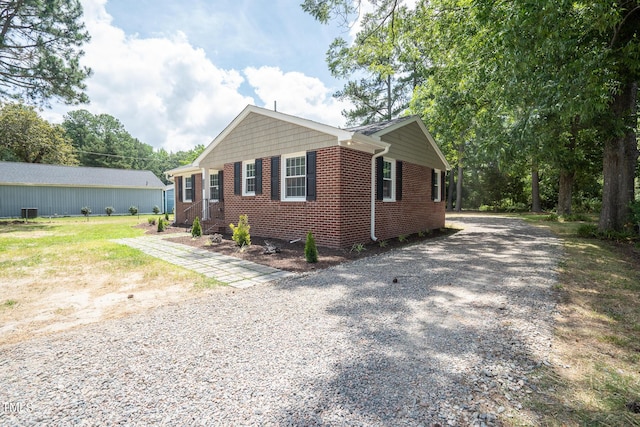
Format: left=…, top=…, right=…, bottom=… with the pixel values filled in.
left=45, top=0, right=357, bottom=152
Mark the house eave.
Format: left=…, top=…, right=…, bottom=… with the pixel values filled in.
left=339, top=133, right=390, bottom=153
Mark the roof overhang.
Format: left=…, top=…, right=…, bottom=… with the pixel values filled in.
left=164, top=164, right=201, bottom=181
left=338, top=132, right=390, bottom=154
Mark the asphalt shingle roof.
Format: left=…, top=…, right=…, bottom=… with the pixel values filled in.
left=345, top=115, right=416, bottom=136
left=0, top=161, right=165, bottom=189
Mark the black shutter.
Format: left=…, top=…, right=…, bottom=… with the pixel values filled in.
left=271, top=156, right=280, bottom=200
left=176, top=176, right=183, bottom=202
left=431, top=169, right=437, bottom=201
left=234, top=162, right=241, bottom=195
left=218, top=171, right=224, bottom=201
left=396, top=161, right=403, bottom=201
left=191, top=174, right=196, bottom=201
left=255, top=159, right=263, bottom=195
left=376, top=156, right=384, bottom=201
left=306, top=151, right=317, bottom=201
left=441, top=171, right=446, bottom=202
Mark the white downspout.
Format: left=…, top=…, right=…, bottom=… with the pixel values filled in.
left=371, top=146, right=389, bottom=242
left=201, top=168, right=207, bottom=221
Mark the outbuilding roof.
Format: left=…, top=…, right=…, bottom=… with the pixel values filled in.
left=0, top=161, right=165, bottom=189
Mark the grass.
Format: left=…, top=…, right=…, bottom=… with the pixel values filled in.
left=0, top=215, right=223, bottom=344
left=515, top=213, right=640, bottom=426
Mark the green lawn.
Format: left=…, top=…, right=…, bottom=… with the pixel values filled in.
left=516, top=214, right=640, bottom=426
left=0, top=215, right=222, bottom=345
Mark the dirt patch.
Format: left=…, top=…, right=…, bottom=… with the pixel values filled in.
left=139, top=223, right=457, bottom=273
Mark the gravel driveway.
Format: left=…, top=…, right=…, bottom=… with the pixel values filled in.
left=1, top=215, right=561, bottom=426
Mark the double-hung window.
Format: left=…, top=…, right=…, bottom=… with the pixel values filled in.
left=282, top=153, right=306, bottom=201
left=382, top=159, right=395, bottom=201
left=243, top=160, right=256, bottom=196
left=433, top=169, right=441, bottom=202
left=184, top=176, right=193, bottom=202
left=209, top=173, right=219, bottom=201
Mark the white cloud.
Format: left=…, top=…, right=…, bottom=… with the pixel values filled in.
left=43, top=0, right=353, bottom=152
left=244, top=66, right=349, bottom=128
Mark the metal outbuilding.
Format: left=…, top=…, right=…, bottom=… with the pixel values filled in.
left=0, top=161, right=166, bottom=218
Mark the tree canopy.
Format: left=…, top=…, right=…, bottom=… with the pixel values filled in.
left=304, top=0, right=639, bottom=231
left=0, top=0, right=91, bottom=105
left=0, top=102, right=77, bottom=164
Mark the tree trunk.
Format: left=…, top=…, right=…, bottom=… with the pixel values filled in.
left=455, top=164, right=463, bottom=212
left=599, top=79, right=638, bottom=232
left=447, top=169, right=455, bottom=211
left=531, top=166, right=541, bottom=213
left=557, top=170, right=575, bottom=216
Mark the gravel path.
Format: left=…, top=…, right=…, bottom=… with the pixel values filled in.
left=1, top=215, right=561, bottom=426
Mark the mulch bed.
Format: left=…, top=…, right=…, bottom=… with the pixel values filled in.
left=137, top=222, right=455, bottom=273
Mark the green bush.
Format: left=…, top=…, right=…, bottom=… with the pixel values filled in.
left=563, top=213, right=591, bottom=222
left=105, top=206, right=115, bottom=216
left=543, top=213, right=559, bottom=222
left=80, top=206, right=91, bottom=217
left=576, top=224, right=598, bottom=238
left=152, top=205, right=160, bottom=214
left=164, top=212, right=169, bottom=221
left=191, top=217, right=202, bottom=238
left=229, top=215, right=251, bottom=246
left=148, top=217, right=156, bottom=225
left=304, top=231, right=318, bottom=263
left=157, top=217, right=166, bottom=232
left=129, top=206, right=138, bottom=216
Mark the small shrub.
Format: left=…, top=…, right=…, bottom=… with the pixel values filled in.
left=157, top=217, right=166, bottom=232
left=543, top=213, right=558, bottom=222
left=152, top=205, right=160, bottom=214
left=563, top=213, right=591, bottom=222
left=164, top=212, right=169, bottom=221
left=80, top=206, right=91, bottom=220
left=229, top=215, right=251, bottom=247
left=576, top=224, right=598, bottom=238
left=398, top=234, right=408, bottom=242
left=191, top=217, right=202, bottom=238
left=350, top=243, right=366, bottom=253
left=378, top=239, right=388, bottom=248
left=210, top=233, right=223, bottom=244
left=305, top=231, right=319, bottom=263
left=105, top=206, right=115, bottom=216
left=148, top=217, right=156, bottom=225
left=129, top=206, right=138, bottom=216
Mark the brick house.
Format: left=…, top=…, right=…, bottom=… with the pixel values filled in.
left=165, top=105, right=450, bottom=249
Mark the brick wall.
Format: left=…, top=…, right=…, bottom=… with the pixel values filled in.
left=223, top=146, right=343, bottom=248
left=373, top=161, right=446, bottom=242
left=174, top=173, right=201, bottom=224
left=177, top=146, right=446, bottom=249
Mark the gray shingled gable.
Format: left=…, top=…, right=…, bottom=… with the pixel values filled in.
left=345, top=116, right=416, bottom=136
left=0, top=161, right=165, bottom=188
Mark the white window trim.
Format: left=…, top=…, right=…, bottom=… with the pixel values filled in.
left=434, top=168, right=442, bottom=202
left=382, top=158, right=396, bottom=202
left=242, top=160, right=256, bottom=196
left=184, top=176, right=193, bottom=202
left=209, top=170, right=220, bottom=202
left=281, top=152, right=307, bottom=202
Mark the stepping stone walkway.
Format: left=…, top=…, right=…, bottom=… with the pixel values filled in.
left=114, top=235, right=294, bottom=289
